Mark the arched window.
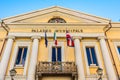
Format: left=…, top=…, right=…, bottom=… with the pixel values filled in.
left=48, top=18, right=66, bottom=23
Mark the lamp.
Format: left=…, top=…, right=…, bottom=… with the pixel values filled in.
left=10, top=68, right=17, bottom=80
left=96, top=67, right=103, bottom=80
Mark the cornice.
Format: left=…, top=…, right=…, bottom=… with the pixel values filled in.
left=3, top=6, right=56, bottom=20
left=8, top=32, right=105, bottom=38
left=57, top=6, right=110, bottom=21
left=3, top=6, right=109, bottom=21
left=31, top=36, right=41, bottom=39
left=7, top=23, right=109, bottom=26
left=111, top=22, right=120, bottom=24
left=3, top=6, right=110, bottom=23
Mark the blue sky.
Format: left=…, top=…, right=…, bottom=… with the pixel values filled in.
left=0, top=0, right=120, bottom=22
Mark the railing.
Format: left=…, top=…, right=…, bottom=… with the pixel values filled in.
left=36, top=62, right=77, bottom=75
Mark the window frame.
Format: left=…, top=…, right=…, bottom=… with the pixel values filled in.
left=52, top=46, right=62, bottom=62
left=9, top=41, right=30, bottom=75
left=49, top=42, right=64, bottom=62
left=114, top=42, right=120, bottom=61
left=117, top=46, right=120, bottom=55
left=85, top=46, right=98, bottom=66
left=15, top=46, right=28, bottom=66
left=83, top=41, right=102, bottom=75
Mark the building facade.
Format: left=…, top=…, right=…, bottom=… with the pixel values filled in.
left=0, top=6, right=120, bottom=80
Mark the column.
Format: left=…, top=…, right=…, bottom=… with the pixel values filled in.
left=74, top=37, right=85, bottom=80
left=27, top=36, right=40, bottom=80
left=99, top=37, right=118, bottom=80
left=0, top=36, right=15, bottom=80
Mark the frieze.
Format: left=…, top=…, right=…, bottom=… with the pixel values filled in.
left=31, top=29, right=83, bottom=33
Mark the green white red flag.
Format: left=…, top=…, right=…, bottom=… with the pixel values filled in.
left=54, top=31, right=57, bottom=45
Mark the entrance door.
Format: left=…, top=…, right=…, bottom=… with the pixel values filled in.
left=42, top=76, right=71, bottom=80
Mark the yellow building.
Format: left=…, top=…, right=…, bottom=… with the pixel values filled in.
left=0, top=6, right=120, bottom=80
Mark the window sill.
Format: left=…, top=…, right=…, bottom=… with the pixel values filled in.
left=15, top=65, right=24, bottom=69
left=89, top=64, right=98, bottom=68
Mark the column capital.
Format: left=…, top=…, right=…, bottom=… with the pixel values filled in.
left=98, top=36, right=107, bottom=40
left=73, top=36, right=82, bottom=40
left=31, top=36, right=41, bottom=40
left=6, top=36, right=15, bottom=40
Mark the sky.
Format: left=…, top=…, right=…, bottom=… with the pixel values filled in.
left=0, top=0, right=120, bottom=22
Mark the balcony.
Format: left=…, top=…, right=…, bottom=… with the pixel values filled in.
left=36, top=62, right=77, bottom=76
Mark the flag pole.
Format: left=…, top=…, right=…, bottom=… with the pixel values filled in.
left=54, top=28, right=58, bottom=63
left=45, top=26, right=48, bottom=47
left=54, top=26, right=58, bottom=63
left=56, top=47, right=57, bottom=63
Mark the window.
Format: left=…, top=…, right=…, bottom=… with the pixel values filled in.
left=114, top=42, right=120, bottom=61
left=117, top=46, right=120, bottom=60
left=52, top=47, right=61, bottom=62
left=15, top=47, right=28, bottom=66
left=48, top=18, right=66, bottom=23
left=117, top=47, right=120, bottom=54
left=86, top=47, right=98, bottom=66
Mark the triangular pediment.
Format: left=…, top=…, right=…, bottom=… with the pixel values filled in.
left=3, top=6, right=110, bottom=24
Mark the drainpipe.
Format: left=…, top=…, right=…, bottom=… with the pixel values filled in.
left=104, top=21, right=120, bottom=79
left=0, top=19, right=10, bottom=56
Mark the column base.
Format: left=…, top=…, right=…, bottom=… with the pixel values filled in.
left=27, top=74, right=35, bottom=80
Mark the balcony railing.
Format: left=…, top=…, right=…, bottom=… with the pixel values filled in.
left=36, top=62, right=77, bottom=75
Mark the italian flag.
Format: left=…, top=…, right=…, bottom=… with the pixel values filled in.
left=54, top=31, right=58, bottom=45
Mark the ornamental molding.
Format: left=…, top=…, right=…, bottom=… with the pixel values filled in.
left=7, top=23, right=109, bottom=26
left=31, top=36, right=41, bottom=39
left=5, top=75, right=26, bottom=80
left=73, top=36, right=82, bottom=40
left=8, top=32, right=105, bottom=38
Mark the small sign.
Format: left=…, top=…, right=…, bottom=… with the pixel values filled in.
left=31, top=29, right=83, bottom=33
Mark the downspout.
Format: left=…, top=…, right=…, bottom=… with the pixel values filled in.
left=104, top=21, right=120, bottom=79
left=0, top=20, right=9, bottom=57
